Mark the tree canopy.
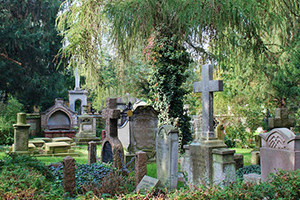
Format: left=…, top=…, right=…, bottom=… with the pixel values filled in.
left=0, top=0, right=71, bottom=112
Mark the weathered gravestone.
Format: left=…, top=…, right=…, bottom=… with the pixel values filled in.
left=63, top=156, right=76, bottom=196
left=136, top=175, right=160, bottom=192
left=189, top=64, right=235, bottom=185
left=100, top=98, right=124, bottom=169
left=260, top=128, right=300, bottom=181
left=118, top=101, right=158, bottom=161
left=135, top=151, right=147, bottom=187
left=73, top=105, right=100, bottom=144
left=13, top=113, right=31, bottom=154
left=156, top=125, right=179, bottom=190
left=88, top=141, right=97, bottom=165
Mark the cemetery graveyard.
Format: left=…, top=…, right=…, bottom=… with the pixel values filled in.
left=2, top=1, right=300, bottom=199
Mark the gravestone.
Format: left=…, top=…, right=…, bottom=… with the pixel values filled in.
left=156, top=125, right=179, bottom=190
left=13, top=113, right=31, bottom=154
left=180, top=145, right=193, bottom=185
left=118, top=102, right=158, bottom=161
left=136, top=175, right=160, bottom=192
left=63, top=156, right=76, bottom=196
left=73, top=105, right=100, bottom=144
left=234, top=154, right=244, bottom=170
left=260, top=128, right=300, bottom=181
left=268, top=108, right=296, bottom=129
left=190, top=64, right=231, bottom=185
left=100, top=98, right=124, bottom=169
left=135, top=151, right=147, bottom=187
left=88, top=141, right=97, bottom=165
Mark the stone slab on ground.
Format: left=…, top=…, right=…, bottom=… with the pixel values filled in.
left=136, top=175, right=160, bottom=192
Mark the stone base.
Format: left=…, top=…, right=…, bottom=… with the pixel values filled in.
left=44, top=130, right=76, bottom=138
left=189, top=139, right=227, bottom=185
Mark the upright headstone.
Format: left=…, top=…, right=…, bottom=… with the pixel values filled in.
left=135, top=151, right=147, bottom=187
left=260, top=128, right=300, bottom=181
left=156, top=125, right=179, bottom=190
left=63, top=156, right=76, bottom=196
left=88, top=141, right=97, bottom=165
left=268, top=108, right=296, bottom=129
left=190, top=64, right=229, bottom=185
left=13, top=113, right=31, bottom=154
left=73, top=105, right=100, bottom=144
left=100, top=98, right=124, bottom=169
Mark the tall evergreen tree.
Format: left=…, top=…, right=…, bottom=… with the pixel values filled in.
left=0, top=0, right=70, bottom=112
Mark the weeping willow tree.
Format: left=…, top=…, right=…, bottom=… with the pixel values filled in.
left=57, top=0, right=300, bottom=140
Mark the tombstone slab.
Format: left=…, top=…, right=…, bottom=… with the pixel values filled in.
left=136, top=175, right=160, bottom=192
left=260, top=128, right=300, bottom=181
left=156, top=125, right=179, bottom=189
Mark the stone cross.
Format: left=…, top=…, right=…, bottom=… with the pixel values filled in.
left=102, top=98, right=120, bottom=138
left=268, top=108, right=296, bottom=129
left=74, top=67, right=80, bottom=90
left=193, top=64, right=223, bottom=139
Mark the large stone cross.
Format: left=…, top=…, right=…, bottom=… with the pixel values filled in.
left=102, top=98, right=120, bottom=138
left=193, top=64, right=223, bottom=139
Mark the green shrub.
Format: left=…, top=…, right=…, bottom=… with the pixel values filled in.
left=0, top=155, right=64, bottom=199
left=0, top=96, right=23, bottom=145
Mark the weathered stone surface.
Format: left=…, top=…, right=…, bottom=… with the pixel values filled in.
left=189, top=64, right=227, bottom=185
left=88, top=141, right=97, bottom=165
left=135, top=151, right=147, bottom=187
left=268, top=108, right=296, bottom=129
left=212, top=148, right=236, bottom=185
left=216, top=124, right=225, bottom=141
left=63, top=156, right=76, bottom=196
left=180, top=145, right=192, bottom=185
left=136, top=175, right=160, bottom=192
left=156, top=125, right=178, bottom=189
left=193, top=64, right=223, bottom=139
left=101, top=98, right=124, bottom=169
left=13, top=113, right=30, bottom=153
left=41, top=98, right=77, bottom=138
left=260, top=128, right=300, bottom=181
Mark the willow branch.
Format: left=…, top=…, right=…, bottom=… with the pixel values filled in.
left=0, top=53, right=22, bottom=66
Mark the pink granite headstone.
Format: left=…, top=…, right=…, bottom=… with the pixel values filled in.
left=260, top=128, right=300, bottom=181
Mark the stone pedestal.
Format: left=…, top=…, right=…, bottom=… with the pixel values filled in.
left=13, top=113, right=31, bottom=154
left=74, top=106, right=100, bottom=144
left=212, top=148, right=236, bottom=185
left=189, top=139, right=227, bottom=185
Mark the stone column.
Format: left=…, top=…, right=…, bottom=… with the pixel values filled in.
left=88, top=141, right=97, bottom=165
left=63, top=156, right=76, bottom=196
left=135, top=151, right=147, bottom=187
left=13, top=113, right=30, bottom=154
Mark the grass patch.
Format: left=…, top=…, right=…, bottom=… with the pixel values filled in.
left=232, top=148, right=252, bottom=166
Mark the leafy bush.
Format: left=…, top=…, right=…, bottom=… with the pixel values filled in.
left=224, top=135, right=236, bottom=148
left=236, top=165, right=261, bottom=180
